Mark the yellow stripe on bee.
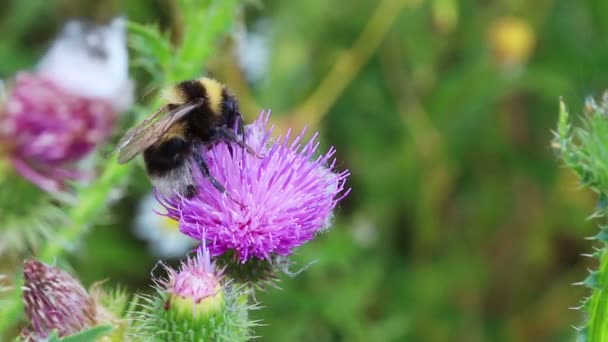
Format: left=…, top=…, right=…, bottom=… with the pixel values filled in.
left=156, top=121, right=187, bottom=145
left=199, top=77, right=223, bottom=115
left=162, top=86, right=187, bottom=104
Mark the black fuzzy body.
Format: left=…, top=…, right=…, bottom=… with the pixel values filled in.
left=175, top=79, right=241, bottom=142
left=142, top=79, right=241, bottom=196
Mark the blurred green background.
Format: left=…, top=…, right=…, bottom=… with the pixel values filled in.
left=1, top=0, right=607, bottom=341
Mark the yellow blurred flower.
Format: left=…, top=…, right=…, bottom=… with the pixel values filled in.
left=488, top=17, right=536, bottom=68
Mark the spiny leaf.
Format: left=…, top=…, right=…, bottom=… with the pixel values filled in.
left=558, top=92, right=608, bottom=341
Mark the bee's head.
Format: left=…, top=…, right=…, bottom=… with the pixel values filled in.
left=222, top=93, right=241, bottom=127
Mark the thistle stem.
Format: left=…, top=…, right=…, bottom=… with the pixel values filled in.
left=586, top=250, right=608, bottom=340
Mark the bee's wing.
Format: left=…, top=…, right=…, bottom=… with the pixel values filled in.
left=114, top=105, right=170, bottom=152
left=116, top=101, right=201, bottom=164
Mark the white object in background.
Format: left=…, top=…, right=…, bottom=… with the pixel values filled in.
left=37, top=17, right=133, bottom=112
left=134, top=193, right=195, bottom=259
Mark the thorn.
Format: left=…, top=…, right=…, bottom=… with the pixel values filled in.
left=595, top=228, right=608, bottom=242
left=585, top=96, right=599, bottom=113
left=602, top=89, right=608, bottom=107
left=584, top=271, right=601, bottom=289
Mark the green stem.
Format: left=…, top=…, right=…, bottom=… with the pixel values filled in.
left=0, top=274, right=22, bottom=335
left=587, top=248, right=608, bottom=341
left=40, top=159, right=131, bottom=262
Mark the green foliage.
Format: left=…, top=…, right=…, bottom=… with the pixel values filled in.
left=129, top=0, right=239, bottom=85
left=47, top=325, right=113, bottom=342
left=555, top=96, right=608, bottom=342
left=0, top=162, right=68, bottom=262
left=555, top=98, right=608, bottom=201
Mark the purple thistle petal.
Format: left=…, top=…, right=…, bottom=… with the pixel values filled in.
left=159, top=111, right=350, bottom=262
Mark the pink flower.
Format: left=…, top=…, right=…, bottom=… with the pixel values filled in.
left=0, top=18, right=132, bottom=193
left=0, top=73, right=116, bottom=192
left=159, top=111, right=350, bottom=262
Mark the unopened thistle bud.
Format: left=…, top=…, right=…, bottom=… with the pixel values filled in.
left=22, top=260, right=97, bottom=339
left=136, top=247, right=253, bottom=341
left=165, top=247, right=225, bottom=321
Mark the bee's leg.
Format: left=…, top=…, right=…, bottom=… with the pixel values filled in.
left=216, top=126, right=263, bottom=159
left=191, top=150, right=226, bottom=194
left=237, top=113, right=246, bottom=141
left=191, top=145, right=245, bottom=207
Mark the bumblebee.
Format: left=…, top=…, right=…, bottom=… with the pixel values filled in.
left=116, top=77, right=258, bottom=199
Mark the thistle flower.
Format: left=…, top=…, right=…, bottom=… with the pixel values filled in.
left=22, top=260, right=97, bottom=339
left=159, top=111, right=350, bottom=262
left=0, top=17, right=132, bottom=193
left=134, top=192, right=195, bottom=258
left=135, top=246, right=253, bottom=341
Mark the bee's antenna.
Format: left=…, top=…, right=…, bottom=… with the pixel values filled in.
left=141, top=86, right=158, bottom=100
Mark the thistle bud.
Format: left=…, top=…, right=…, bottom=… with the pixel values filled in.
left=136, top=247, right=253, bottom=341
left=22, top=260, right=96, bottom=339
left=165, top=247, right=225, bottom=321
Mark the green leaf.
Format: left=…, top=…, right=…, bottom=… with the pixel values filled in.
left=171, top=0, right=240, bottom=82
left=54, top=325, right=113, bottom=342
left=127, top=21, right=172, bottom=80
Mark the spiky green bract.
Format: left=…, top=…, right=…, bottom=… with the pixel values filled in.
left=89, top=284, right=133, bottom=342
left=131, top=249, right=255, bottom=341
left=214, top=251, right=318, bottom=291
left=216, top=251, right=280, bottom=290
left=554, top=93, right=608, bottom=342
